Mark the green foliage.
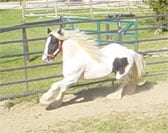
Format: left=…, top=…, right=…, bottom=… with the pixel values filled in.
left=148, top=0, right=168, bottom=26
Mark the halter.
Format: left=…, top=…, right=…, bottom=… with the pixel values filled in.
left=47, top=40, right=62, bottom=59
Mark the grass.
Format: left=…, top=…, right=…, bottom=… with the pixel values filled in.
left=41, top=111, right=168, bottom=133
left=96, top=116, right=168, bottom=133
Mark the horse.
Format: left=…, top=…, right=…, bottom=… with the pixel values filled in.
left=40, top=27, right=145, bottom=108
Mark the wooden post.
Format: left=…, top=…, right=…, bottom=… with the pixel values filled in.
left=46, top=0, right=49, bottom=8
left=89, top=0, right=93, bottom=18
left=105, top=23, right=110, bottom=40
left=97, top=21, right=101, bottom=44
left=54, top=0, right=58, bottom=17
left=105, top=15, right=111, bottom=41
left=21, top=0, right=26, bottom=22
left=134, top=19, right=138, bottom=51
left=117, top=17, right=122, bottom=44
left=21, top=21, right=29, bottom=62
left=46, top=0, right=49, bottom=13
left=21, top=20, right=29, bottom=91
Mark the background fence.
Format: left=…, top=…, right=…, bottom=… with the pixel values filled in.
left=0, top=14, right=168, bottom=101
left=21, top=0, right=150, bottom=19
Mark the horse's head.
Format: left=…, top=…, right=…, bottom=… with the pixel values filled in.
left=42, top=28, right=64, bottom=63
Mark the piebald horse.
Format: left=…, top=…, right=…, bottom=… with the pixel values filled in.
left=40, top=28, right=145, bottom=108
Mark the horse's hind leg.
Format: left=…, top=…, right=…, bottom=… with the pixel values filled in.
left=107, top=75, right=130, bottom=99
left=124, top=80, right=136, bottom=95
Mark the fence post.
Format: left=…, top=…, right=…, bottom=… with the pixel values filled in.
left=134, top=20, right=139, bottom=51
left=96, top=21, right=101, bottom=44
left=54, top=0, right=58, bottom=17
left=21, top=0, right=26, bottom=22
left=21, top=21, right=30, bottom=61
left=21, top=21, right=29, bottom=91
left=89, top=0, right=93, bottom=18
left=105, top=15, right=112, bottom=41
left=117, top=17, right=122, bottom=44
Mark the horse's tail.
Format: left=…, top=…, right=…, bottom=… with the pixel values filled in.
left=132, top=51, right=145, bottom=83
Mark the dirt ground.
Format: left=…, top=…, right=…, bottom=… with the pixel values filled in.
left=0, top=80, right=168, bottom=133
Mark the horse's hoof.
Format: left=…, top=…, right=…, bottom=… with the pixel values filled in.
left=106, top=93, right=122, bottom=100
left=46, top=100, right=62, bottom=110
left=39, top=97, right=53, bottom=106
left=137, top=80, right=147, bottom=86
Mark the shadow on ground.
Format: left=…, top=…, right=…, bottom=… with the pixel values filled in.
left=46, top=81, right=157, bottom=110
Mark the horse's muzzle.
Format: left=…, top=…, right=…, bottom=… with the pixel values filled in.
left=42, top=54, right=53, bottom=63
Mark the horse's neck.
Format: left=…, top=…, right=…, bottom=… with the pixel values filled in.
left=62, top=37, right=103, bottom=64
left=62, top=39, right=83, bottom=61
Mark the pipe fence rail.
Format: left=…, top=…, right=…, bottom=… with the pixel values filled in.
left=0, top=14, right=168, bottom=101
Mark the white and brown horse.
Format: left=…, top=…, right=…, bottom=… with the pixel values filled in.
left=40, top=28, right=145, bottom=108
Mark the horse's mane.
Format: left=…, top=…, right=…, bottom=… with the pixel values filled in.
left=53, top=29, right=102, bottom=62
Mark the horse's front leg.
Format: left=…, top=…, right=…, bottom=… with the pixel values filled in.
left=40, top=74, right=81, bottom=107
left=39, top=81, right=62, bottom=105
left=40, top=62, right=84, bottom=108
left=45, top=86, right=67, bottom=109
left=46, top=75, right=81, bottom=109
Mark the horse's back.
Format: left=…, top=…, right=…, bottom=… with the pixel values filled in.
left=101, top=43, right=132, bottom=57
left=84, top=43, right=133, bottom=79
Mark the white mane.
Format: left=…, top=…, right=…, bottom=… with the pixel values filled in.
left=52, top=29, right=102, bottom=62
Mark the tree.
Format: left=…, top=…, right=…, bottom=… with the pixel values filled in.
left=149, top=0, right=168, bottom=33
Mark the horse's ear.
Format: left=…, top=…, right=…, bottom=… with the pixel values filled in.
left=47, top=28, right=52, bottom=34
left=57, top=27, right=62, bottom=35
